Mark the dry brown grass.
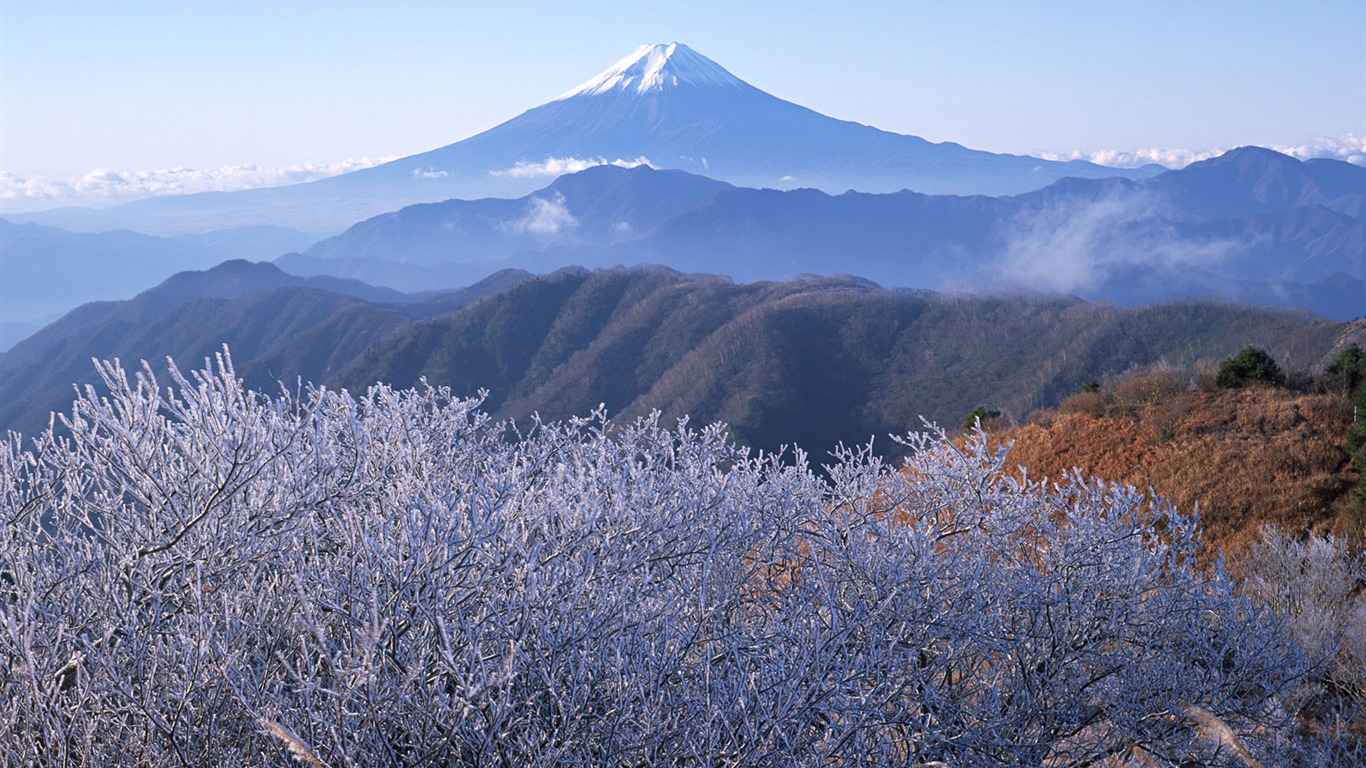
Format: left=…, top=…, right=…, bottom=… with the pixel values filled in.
left=997, top=380, right=1362, bottom=562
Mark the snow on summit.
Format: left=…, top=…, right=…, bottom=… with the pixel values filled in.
left=558, top=43, right=746, bottom=99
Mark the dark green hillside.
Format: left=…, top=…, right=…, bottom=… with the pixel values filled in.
left=624, top=287, right=931, bottom=453
left=1, top=262, right=1351, bottom=458
left=492, top=274, right=856, bottom=423
left=334, top=267, right=776, bottom=416
left=0, top=288, right=388, bottom=435
left=0, top=262, right=530, bottom=438
left=333, top=269, right=595, bottom=405
left=333, top=268, right=1345, bottom=459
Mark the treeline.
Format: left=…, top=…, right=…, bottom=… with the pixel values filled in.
left=325, top=270, right=1351, bottom=460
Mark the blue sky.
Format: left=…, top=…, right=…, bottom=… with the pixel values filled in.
left=2, top=1, right=1363, bottom=205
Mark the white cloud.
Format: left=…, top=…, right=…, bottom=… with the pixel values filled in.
left=1040, top=147, right=1222, bottom=169
left=1269, top=134, right=1366, bottom=165
left=413, top=168, right=449, bottom=179
left=491, top=156, right=653, bottom=178
left=0, top=156, right=397, bottom=207
left=509, top=193, right=578, bottom=236
left=1041, top=134, right=1366, bottom=169
left=999, top=191, right=1248, bottom=295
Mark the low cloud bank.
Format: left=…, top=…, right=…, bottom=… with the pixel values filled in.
left=998, top=191, right=1248, bottom=295
left=508, top=192, right=578, bottom=236
left=491, top=156, right=654, bottom=178
left=5, top=135, right=1358, bottom=212
left=1043, top=134, right=1365, bottom=169
left=0, top=157, right=397, bottom=208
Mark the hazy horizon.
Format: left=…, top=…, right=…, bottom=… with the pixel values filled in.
left=3, top=2, right=1362, bottom=211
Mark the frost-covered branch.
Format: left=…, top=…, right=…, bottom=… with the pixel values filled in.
left=0, top=349, right=1345, bottom=765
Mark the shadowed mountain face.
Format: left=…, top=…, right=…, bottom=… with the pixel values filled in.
left=1147, top=146, right=1366, bottom=219
left=0, top=219, right=319, bottom=350
left=275, top=165, right=734, bottom=287
left=0, top=260, right=528, bottom=436
left=283, top=148, right=1366, bottom=318
left=9, top=43, right=1158, bottom=235
left=2, top=264, right=1351, bottom=462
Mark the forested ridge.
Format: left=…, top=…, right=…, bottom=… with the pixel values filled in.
left=3, top=265, right=1355, bottom=460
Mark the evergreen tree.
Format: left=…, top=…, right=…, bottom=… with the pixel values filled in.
left=1216, top=346, right=1284, bottom=389
left=1325, top=343, right=1365, bottom=396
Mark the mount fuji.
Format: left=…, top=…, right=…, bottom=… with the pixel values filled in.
left=20, top=43, right=1162, bottom=235
left=357, top=43, right=1162, bottom=195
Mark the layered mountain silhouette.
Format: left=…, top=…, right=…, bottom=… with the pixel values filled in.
left=3, top=264, right=1353, bottom=457
left=8, top=145, right=1358, bottom=359
left=280, top=147, right=1366, bottom=319
left=12, top=43, right=1159, bottom=235
left=0, top=260, right=529, bottom=434
left=276, top=165, right=735, bottom=287
left=0, top=219, right=318, bottom=349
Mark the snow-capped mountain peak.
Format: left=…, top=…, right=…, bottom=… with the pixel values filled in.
left=557, top=42, right=746, bottom=99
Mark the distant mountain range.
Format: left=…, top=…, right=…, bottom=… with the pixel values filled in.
left=3, top=262, right=1355, bottom=458
left=8, top=43, right=1160, bottom=235
left=4, top=144, right=1359, bottom=358
left=0, top=260, right=529, bottom=433
left=1, top=42, right=1357, bottom=363
left=280, top=146, right=1366, bottom=319
left=275, top=165, right=736, bottom=288
left=0, top=219, right=317, bottom=349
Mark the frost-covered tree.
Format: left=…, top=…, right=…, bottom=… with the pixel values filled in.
left=0, top=349, right=1344, bottom=766
left=1243, top=528, right=1366, bottom=699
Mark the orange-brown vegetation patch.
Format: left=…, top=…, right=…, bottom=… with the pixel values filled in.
left=995, top=381, right=1362, bottom=561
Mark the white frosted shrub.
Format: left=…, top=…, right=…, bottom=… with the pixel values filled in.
left=1244, top=527, right=1366, bottom=696
left=0, top=350, right=1333, bottom=766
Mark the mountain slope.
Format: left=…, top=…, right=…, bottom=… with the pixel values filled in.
left=0, top=261, right=528, bottom=434
left=275, top=165, right=734, bottom=288
left=1147, top=146, right=1366, bottom=219
left=0, top=219, right=320, bottom=350
left=357, top=42, right=1146, bottom=198
left=330, top=268, right=1347, bottom=457
left=2, top=265, right=1350, bottom=459
left=286, top=150, right=1366, bottom=316
left=10, top=43, right=1158, bottom=235
left=995, top=378, right=1364, bottom=556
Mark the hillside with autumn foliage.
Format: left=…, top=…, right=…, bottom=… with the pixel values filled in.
left=990, top=361, right=1365, bottom=560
